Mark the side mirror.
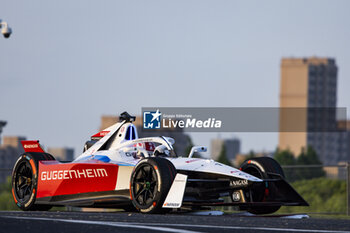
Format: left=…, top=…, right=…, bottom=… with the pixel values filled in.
left=188, top=146, right=207, bottom=158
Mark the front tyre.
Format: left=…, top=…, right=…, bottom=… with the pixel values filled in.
left=12, top=152, right=55, bottom=211
left=130, top=157, right=176, bottom=214
left=240, top=157, right=285, bottom=215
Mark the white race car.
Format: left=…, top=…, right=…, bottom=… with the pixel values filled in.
left=11, top=112, right=308, bottom=214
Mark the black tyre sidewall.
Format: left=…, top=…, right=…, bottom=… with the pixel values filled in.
left=240, top=157, right=284, bottom=215
left=130, top=157, right=176, bottom=214
left=240, top=157, right=285, bottom=179
left=12, top=152, right=55, bottom=211
left=12, top=154, right=38, bottom=210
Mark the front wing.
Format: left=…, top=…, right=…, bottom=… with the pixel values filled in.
left=162, top=173, right=308, bottom=209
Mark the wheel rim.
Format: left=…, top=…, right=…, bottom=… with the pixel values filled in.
left=132, top=164, right=158, bottom=206
left=15, top=161, right=33, bottom=202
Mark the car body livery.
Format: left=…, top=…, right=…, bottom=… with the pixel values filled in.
left=12, top=112, right=308, bottom=214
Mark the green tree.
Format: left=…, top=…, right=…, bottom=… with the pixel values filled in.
left=246, top=150, right=256, bottom=159
left=274, top=146, right=325, bottom=181
left=278, top=178, right=346, bottom=214
left=217, top=143, right=231, bottom=166
left=274, top=148, right=297, bottom=181
left=295, top=146, right=325, bottom=180
left=184, top=137, right=202, bottom=158
left=274, top=148, right=296, bottom=165
left=297, top=146, right=323, bottom=165
left=0, top=176, right=17, bottom=210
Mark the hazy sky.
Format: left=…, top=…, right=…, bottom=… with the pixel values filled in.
left=1, top=0, right=349, bottom=157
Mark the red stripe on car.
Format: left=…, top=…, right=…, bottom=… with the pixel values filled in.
left=36, top=162, right=119, bottom=198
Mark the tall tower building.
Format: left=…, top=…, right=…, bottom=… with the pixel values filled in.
left=0, top=121, right=6, bottom=144
left=279, top=57, right=338, bottom=165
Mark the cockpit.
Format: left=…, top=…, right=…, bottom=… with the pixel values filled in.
left=76, top=112, right=179, bottom=163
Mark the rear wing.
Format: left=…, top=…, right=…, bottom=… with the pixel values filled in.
left=91, top=131, right=110, bottom=140
left=21, top=140, right=45, bottom=153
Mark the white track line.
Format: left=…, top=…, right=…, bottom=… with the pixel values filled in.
left=138, top=222, right=350, bottom=233
left=1, top=216, right=202, bottom=233
left=3, top=215, right=350, bottom=233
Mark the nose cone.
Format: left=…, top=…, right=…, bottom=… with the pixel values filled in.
left=194, top=159, right=262, bottom=181
left=170, top=158, right=262, bottom=182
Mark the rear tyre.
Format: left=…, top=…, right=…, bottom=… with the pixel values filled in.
left=12, top=152, right=55, bottom=211
left=240, top=157, right=285, bottom=215
left=130, top=157, right=176, bottom=214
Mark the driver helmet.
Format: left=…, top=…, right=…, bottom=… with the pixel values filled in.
left=153, top=145, right=170, bottom=157
left=133, top=142, right=156, bottom=157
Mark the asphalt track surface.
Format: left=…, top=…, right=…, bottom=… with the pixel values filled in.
left=0, top=211, right=350, bottom=233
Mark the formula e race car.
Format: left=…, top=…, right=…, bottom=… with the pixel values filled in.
left=11, top=112, right=308, bottom=214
